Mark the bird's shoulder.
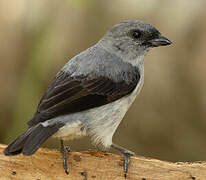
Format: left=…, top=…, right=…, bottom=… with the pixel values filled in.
left=63, top=44, right=140, bottom=82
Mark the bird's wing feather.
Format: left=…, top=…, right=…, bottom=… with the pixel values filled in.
left=28, top=70, right=140, bottom=127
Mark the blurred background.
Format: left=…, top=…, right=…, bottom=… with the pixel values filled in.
left=1, top=0, right=206, bottom=162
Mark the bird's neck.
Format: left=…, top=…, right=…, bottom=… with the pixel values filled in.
left=98, top=39, right=145, bottom=70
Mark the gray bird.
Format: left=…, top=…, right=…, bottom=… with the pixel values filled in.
left=4, top=20, right=171, bottom=177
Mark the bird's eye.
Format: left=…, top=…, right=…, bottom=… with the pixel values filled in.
left=131, top=30, right=141, bottom=39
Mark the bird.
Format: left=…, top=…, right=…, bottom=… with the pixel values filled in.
left=4, top=20, right=171, bottom=177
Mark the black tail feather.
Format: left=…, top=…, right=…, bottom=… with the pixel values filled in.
left=4, top=128, right=34, bottom=155
left=22, top=123, right=63, bottom=155
left=4, top=122, right=64, bottom=156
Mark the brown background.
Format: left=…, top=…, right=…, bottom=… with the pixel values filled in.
left=0, top=0, right=206, bottom=163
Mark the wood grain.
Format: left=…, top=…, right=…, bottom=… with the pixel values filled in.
left=0, top=144, right=206, bottom=180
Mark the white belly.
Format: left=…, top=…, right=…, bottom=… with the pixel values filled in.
left=85, top=76, right=144, bottom=148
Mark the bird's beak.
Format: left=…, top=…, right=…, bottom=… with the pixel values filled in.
left=148, top=35, right=172, bottom=47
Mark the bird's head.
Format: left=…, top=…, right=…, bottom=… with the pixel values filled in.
left=100, top=20, right=171, bottom=62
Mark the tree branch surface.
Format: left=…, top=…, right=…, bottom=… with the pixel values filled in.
left=0, top=144, right=206, bottom=180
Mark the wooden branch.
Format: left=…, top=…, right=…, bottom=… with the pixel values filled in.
left=0, top=144, right=206, bottom=180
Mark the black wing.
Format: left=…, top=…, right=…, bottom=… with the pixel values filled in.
left=28, top=70, right=140, bottom=127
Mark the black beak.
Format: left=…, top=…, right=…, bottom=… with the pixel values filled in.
left=147, top=35, right=172, bottom=47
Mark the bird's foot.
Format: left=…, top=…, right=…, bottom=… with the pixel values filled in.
left=111, top=143, right=135, bottom=178
left=60, top=139, right=70, bottom=175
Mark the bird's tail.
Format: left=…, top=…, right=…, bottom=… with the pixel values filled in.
left=4, top=123, right=64, bottom=156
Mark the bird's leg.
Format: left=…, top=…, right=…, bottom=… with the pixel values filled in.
left=111, top=143, right=135, bottom=178
left=60, top=139, right=70, bottom=175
